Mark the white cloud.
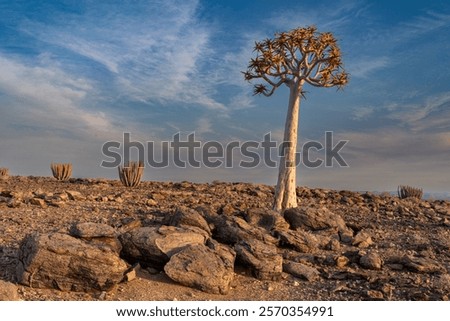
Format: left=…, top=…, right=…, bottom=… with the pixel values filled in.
left=0, top=54, right=122, bottom=140
left=351, top=106, right=374, bottom=120
left=195, top=117, right=213, bottom=137
left=347, top=56, right=390, bottom=78
left=400, top=11, right=450, bottom=38
left=339, top=129, right=450, bottom=159
left=267, top=0, right=369, bottom=32
left=386, top=92, right=450, bottom=132
left=325, top=128, right=450, bottom=192
left=19, top=0, right=228, bottom=111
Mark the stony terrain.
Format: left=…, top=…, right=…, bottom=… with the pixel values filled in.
left=0, top=175, right=449, bottom=301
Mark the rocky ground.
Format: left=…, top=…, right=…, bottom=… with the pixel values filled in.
left=0, top=175, right=449, bottom=301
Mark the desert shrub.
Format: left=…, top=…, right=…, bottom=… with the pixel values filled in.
left=51, top=163, right=72, bottom=181
left=0, top=167, right=9, bottom=179
left=118, top=161, right=144, bottom=187
left=398, top=185, right=423, bottom=199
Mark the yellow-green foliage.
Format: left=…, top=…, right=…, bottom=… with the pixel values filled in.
left=118, top=161, right=144, bottom=187
left=398, top=185, right=423, bottom=199
left=51, top=163, right=72, bottom=181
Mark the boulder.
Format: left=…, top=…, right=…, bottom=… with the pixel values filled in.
left=70, top=222, right=116, bottom=238
left=168, top=206, right=212, bottom=236
left=16, top=232, right=128, bottom=292
left=235, top=238, right=283, bottom=281
left=164, top=242, right=236, bottom=294
left=119, top=225, right=207, bottom=269
left=213, top=216, right=278, bottom=246
left=275, top=229, right=320, bottom=253
left=401, top=255, right=445, bottom=273
left=244, top=208, right=290, bottom=231
left=69, top=222, right=122, bottom=254
left=65, top=190, right=85, bottom=201
left=283, top=206, right=353, bottom=242
left=0, top=280, right=19, bottom=301
left=283, top=261, right=320, bottom=282
left=206, top=238, right=236, bottom=268
left=29, top=198, right=46, bottom=207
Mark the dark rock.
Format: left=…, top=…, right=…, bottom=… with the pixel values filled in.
left=213, top=216, right=278, bottom=245
left=219, top=203, right=238, bottom=216
left=65, top=190, right=85, bottom=201
left=283, top=261, right=320, bottom=281
left=7, top=199, right=21, bottom=208
left=164, top=243, right=235, bottom=294
left=29, top=198, right=46, bottom=207
left=244, top=208, right=289, bottom=231
left=119, top=225, right=207, bottom=269
left=16, top=232, right=128, bottom=292
left=401, top=255, right=445, bottom=273
left=119, top=219, right=142, bottom=233
left=235, top=238, right=283, bottom=281
left=283, top=207, right=353, bottom=241
left=168, top=206, right=212, bottom=236
left=359, top=252, right=383, bottom=270
left=275, top=229, right=319, bottom=253
left=206, top=238, right=236, bottom=268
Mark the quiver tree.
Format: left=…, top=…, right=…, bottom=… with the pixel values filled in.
left=243, top=26, right=348, bottom=212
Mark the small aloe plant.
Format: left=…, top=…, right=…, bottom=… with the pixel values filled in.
left=51, top=163, right=72, bottom=181
left=118, top=161, right=144, bottom=187
left=0, top=167, right=9, bottom=179
left=398, top=185, right=423, bottom=199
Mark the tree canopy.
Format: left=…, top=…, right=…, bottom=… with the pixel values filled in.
left=243, top=26, right=349, bottom=96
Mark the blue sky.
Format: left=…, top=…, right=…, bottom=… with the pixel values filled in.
left=0, top=0, right=449, bottom=194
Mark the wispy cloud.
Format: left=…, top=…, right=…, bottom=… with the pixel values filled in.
left=267, top=0, right=370, bottom=32
left=400, top=11, right=450, bottom=39
left=347, top=56, right=390, bottom=78
left=18, top=0, right=227, bottom=111
left=351, top=106, right=374, bottom=120
left=195, top=117, right=213, bottom=137
left=386, top=92, right=450, bottom=132
left=0, top=54, right=122, bottom=140
left=340, top=129, right=450, bottom=159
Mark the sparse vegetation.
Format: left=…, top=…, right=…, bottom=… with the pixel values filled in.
left=50, top=163, right=72, bottom=181
left=398, top=185, right=423, bottom=199
left=118, top=161, right=144, bottom=187
left=0, top=167, right=9, bottom=179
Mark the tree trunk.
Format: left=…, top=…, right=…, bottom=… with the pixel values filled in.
left=273, top=81, right=302, bottom=212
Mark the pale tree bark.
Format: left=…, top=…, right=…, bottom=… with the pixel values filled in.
left=273, top=80, right=303, bottom=211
